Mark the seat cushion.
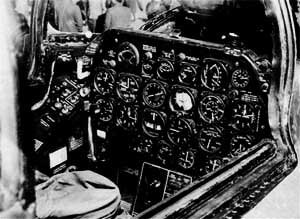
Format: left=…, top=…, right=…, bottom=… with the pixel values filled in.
left=36, top=170, right=121, bottom=219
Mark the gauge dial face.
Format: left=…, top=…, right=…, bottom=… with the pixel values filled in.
left=178, top=64, right=197, bottom=84
left=167, top=117, right=193, bottom=146
left=157, top=60, right=174, bottom=80
left=204, top=157, right=223, bottom=174
left=199, top=95, right=225, bottom=123
left=116, top=74, right=140, bottom=103
left=231, top=69, right=250, bottom=88
left=143, top=81, right=167, bottom=108
left=156, top=141, right=174, bottom=166
left=142, top=109, right=166, bottom=137
left=142, top=60, right=155, bottom=77
left=198, top=126, right=223, bottom=153
left=169, top=88, right=194, bottom=112
left=231, top=102, right=256, bottom=131
left=116, top=105, right=138, bottom=130
left=201, top=60, right=227, bottom=91
left=178, top=149, right=196, bottom=169
left=93, top=98, right=114, bottom=122
left=94, top=68, right=115, bottom=95
left=230, top=135, right=253, bottom=156
left=117, top=42, right=139, bottom=68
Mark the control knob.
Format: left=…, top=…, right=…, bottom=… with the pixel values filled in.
left=144, top=51, right=153, bottom=60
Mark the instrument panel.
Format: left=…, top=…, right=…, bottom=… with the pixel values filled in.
left=33, top=29, right=272, bottom=214
left=90, top=29, right=271, bottom=179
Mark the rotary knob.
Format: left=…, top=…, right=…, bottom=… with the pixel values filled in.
left=144, top=51, right=153, bottom=60
left=178, top=52, right=186, bottom=61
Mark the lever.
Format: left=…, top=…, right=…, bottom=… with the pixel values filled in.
left=77, top=57, right=90, bottom=80
left=87, top=116, right=97, bottom=162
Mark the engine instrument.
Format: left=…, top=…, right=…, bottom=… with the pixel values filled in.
left=116, top=74, right=140, bottom=103
left=199, top=94, right=225, bottom=124
left=178, top=149, right=196, bottom=170
left=94, top=68, right=115, bottom=95
left=93, top=98, right=114, bottom=122
left=157, top=59, right=174, bottom=80
left=231, top=68, right=250, bottom=88
left=230, top=135, right=253, bottom=156
left=198, top=126, right=224, bottom=153
left=231, top=101, right=257, bottom=131
left=117, top=42, right=140, bottom=69
left=116, top=105, right=139, bottom=130
left=143, top=81, right=167, bottom=108
left=142, top=109, right=166, bottom=137
left=178, top=64, right=197, bottom=85
left=167, top=117, right=194, bottom=146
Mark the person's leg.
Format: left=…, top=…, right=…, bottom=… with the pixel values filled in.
left=88, top=18, right=96, bottom=32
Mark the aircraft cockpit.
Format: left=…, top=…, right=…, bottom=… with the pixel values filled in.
left=0, top=0, right=299, bottom=218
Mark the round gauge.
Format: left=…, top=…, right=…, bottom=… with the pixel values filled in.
left=178, top=149, right=196, bottom=169
left=132, top=138, right=154, bottom=155
left=116, top=74, right=140, bottom=103
left=201, top=60, right=228, bottom=91
left=157, top=59, right=174, bottom=80
left=203, top=157, right=223, bottom=174
left=156, top=141, right=174, bottom=166
left=198, top=126, right=223, bottom=153
left=230, top=135, right=253, bottom=156
left=142, top=60, right=155, bottom=77
left=231, top=102, right=256, bottom=131
left=142, top=109, right=166, bottom=137
left=199, top=94, right=225, bottom=123
left=178, top=64, right=197, bottom=84
left=94, top=68, right=115, bottom=95
left=231, top=68, right=250, bottom=88
left=93, top=98, right=114, bottom=122
left=169, top=87, right=194, bottom=112
left=143, top=81, right=167, bottom=108
left=167, top=117, right=194, bottom=146
left=117, top=42, right=140, bottom=68
left=116, top=105, right=139, bottom=130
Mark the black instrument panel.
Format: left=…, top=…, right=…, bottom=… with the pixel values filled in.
left=90, top=29, right=271, bottom=177
left=32, top=29, right=273, bottom=214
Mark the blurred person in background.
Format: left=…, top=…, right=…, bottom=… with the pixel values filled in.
left=95, top=0, right=113, bottom=32
left=88, top=0, right=106, bottom=32
left=76, top=0, right=89, bottom=30
left=104, top=0, right=132, bottom=30
left=15, top=0, right=32, bottom=23
left=10, top=0, right=30, bottom=76
left=54, top=0, right=83, bottom=32
left=124, top=0, right=143, bottom=21
left=146, top=0, right=167, bottom=19
left=162, top=0, right=180, bottom=10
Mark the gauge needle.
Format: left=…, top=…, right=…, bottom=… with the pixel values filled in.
left=169, top=128, right=180, bottom=133
left=148, top=92, right=164, bottom=98
left=120, top=83, right=127, bottom=89
left=212, top=160, right=219, bottom=170
left=211, top=78, right=220, bottom=87
left=128, top=111, right=137, bottom=121
left=207, top=138, right=212, bottom=149
left=104, top=73, right=108, bottom=82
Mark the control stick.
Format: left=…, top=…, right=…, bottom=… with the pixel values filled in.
left=87, top=115, right=97, bottom=162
